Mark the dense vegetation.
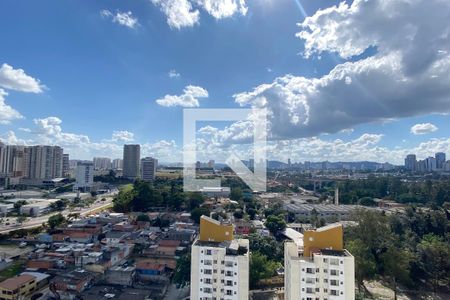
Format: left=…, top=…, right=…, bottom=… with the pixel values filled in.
left=346, top=207, right=450, bottom=296
left=337, top=175, right=450, bottom=205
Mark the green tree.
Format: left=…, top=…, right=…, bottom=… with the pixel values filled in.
left=136, top=214, right=150, bottom=222
left=346, top=239, right=377, bottom=290
left=265, top=215, right=286, bottom=235
left=190, top=207, right=210, bottom=224
left=417, top=234, right=450, bottom=292
left=230, top=187, right=243, bottom=201
left=173, top=253, right=191, bottom=284
left=48, top=213, right=66, bottom=229
left=249, top=252, right=280, bottom=288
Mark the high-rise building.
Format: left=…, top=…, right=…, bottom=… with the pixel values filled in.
left=284, top=224, right=355, bottom=300
left=123, top=144, right=140, bottom=180
left=404, top=154, right=417, bottom=172
left=93, top=157, right=111, bottom=170
left=435, top=152, right=446, bottom=169
left=25, top=145, right=63, bottom=179
left=207, top=159, right=215, bottom=168
left=190, top=216, right=249, bottom=300
left=425, top=157, right=437, bottom=172
left=62, top=154, right=70, bottom=177
left=112, top=158, right=123, bottom=170
left=74, top=161, right=94, bottom=191
left=140, top=157, right=157, bottom=182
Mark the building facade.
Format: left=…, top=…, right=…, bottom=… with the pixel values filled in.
left=0, top=274, right=37, bottom=300
left=123, top=144, right=140, bottom=180
left=404, top=154, right=417, bottom=172
left=435, top=152, right=446, bottom=169
left=191, top=216, right=249, bottom=300
left=284, top=224, right=355, bottom=300
left=74, top=161, right=94, bottom=191
left=140, top=157, right=157, bottom=182
left=93, top=157, right=111, bottom=170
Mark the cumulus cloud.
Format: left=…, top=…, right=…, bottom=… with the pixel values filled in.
left=0, top=63, right=44, bottom=93
left=111, top=130, right=135, bottom=142
left=0, top=89, right=24, bottom=124
left=156, top=85, right=208, bottom=107
left=151, top=0, right=247, bottom=29
left=195, top=0, right=247, bottom=19
left=101, top=9, right=138, bottom=29
left=168, top=69, right=181, bottom=78
left=151, top=0, right=200, bottom=29
left=33, top=116, right=90, bottom=146
left=232, top=0, right=450, bottom=140
left=410, top=123, right=438, bottom=135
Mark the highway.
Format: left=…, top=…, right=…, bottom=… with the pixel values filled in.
left=0, top=192, right=117, bottom=235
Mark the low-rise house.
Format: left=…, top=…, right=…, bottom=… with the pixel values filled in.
left=135, top=261, right=167, bottom=282
left=50, top=271, right=94, bottom=296
left=234, top=219, right=253, bottom=235
left=166, top=228, right=195, bottom=243
left=104, top=231, right=130, bottom=245
left=105, top=266, right=136, bottom=286
left=0, top=274, right=37, bottom=300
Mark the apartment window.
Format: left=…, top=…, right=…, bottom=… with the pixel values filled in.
left=206, top=250, right=212, bottom=255
left=225, top=261, right=233, bottom=267
left=306, top=287, right=314, bottom=293
left=205, top=278, right=212, bottom=284
left=330, top=269, right=338, bottom=276
left=204, top=260, right=212, bottom=266
left=330, top=259, right=339, bottom=266
left=204, top=269, right=212, bottom=275
left=225, top=271, right=233, bottom=276
left=204, top=287, right=212, bottom=294
left=323, top=258, right=328, bottom=263
left=213, top=260, right=217, bottom=264
left=226, top=280, right=233, bottom=286
left=306, top=268, right=314, bottom=274
left=306, top=278, right=315, bottom=284
left=330, top=290, right=338, bottom=296
left=226, top=290, right=233, bottom=296
left=330, top=280, right=339, bottom=286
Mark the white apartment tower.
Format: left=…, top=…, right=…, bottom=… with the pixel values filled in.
left=123, top=144, right=140, bottom=180
left=191, top=216, right=249, bottom=300
left=74, top=161, right=94, bottom=191
left=140, top=157, right=157, bottom=182
left=285, top=224, right=355, bottom=300
left=93, top=157, right=112, bottom=170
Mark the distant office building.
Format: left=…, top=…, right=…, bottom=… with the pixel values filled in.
left=191, top=216, right=249, bottom=300
left=62, top=154, right=70, bottom=177
left=444, top=160, right=450, bottom=171
left=74, top=161, right=94, bottom=191
left=0, top=144, right=28, bottom=178
left=140, top=157, right=157, bottom=182
left=404, top=154, right=417, bottom=172
left=123, top=144, right=140, bottom=180
left=112, top=158, right=123, bottom=170
left=195, top=161, right=201, bottom=169
left=285, top=224, right=355, bottom=300
left=435, top=152, right=446, bottom=169
left=26, top=145, right=63, bottom=179
left=207, top=160, right=215, bottom=168
left=425, top=157, right=437, bottom=172
left=93, top=157, right=111, bottom=170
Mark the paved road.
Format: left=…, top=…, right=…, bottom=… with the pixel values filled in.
left=0, top=193, right=116, bottom=234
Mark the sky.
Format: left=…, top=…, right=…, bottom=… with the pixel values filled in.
left=0, top=0, right=449, bottom=164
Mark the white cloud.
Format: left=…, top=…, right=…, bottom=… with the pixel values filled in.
left=33, top=116, right=90, bottom=146
left=168, top=69, right=181, bottom=78
left=410, top=123, right=438, bottom=135
left=232, top=0, right=450, bottom=139
left=111, top=130, right=135, bottom=142
left=151, top=0, right=247, bottom=29
left=0, top=89, right=24, bottom=124
left=151, top=0, right=200, bottom=29
left=0, top=63, right=44, bottom=93
left=0, top=131, right=29, bottom=145
left=156, top=85, right=208, bottom=107
left=101, top=9, right=138, bottom=29
left=195, top=0, right=247, bottom=19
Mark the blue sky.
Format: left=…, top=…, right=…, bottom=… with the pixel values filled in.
left=0, top=0, right=449, bottom=164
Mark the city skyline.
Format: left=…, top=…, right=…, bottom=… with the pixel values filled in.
left=1, top=0, right=450, bottom=164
